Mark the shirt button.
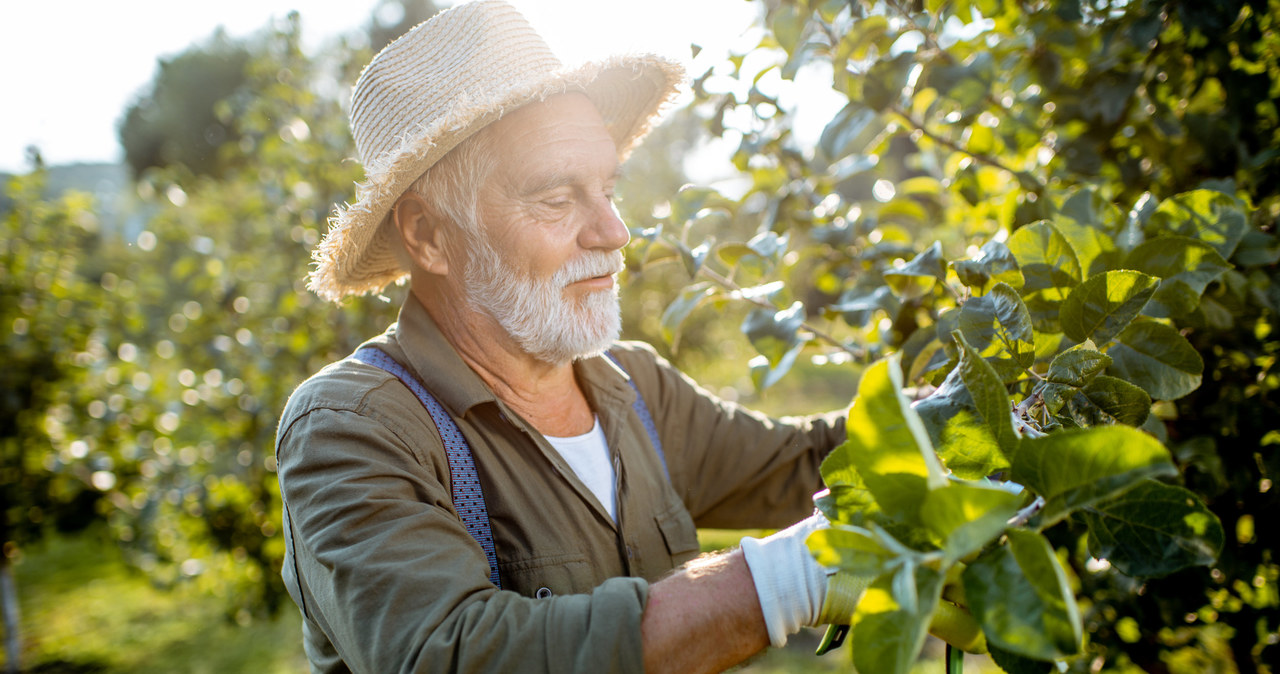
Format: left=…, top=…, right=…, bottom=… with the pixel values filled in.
left=535, top=587, right=553, bottom=599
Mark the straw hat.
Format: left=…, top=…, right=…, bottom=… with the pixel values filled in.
left=308, top=0, right=685, bottom=301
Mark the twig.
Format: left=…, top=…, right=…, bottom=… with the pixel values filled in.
left=1011, top=409, right=1046, bottom=439
left=1007, top=495, right=1045, bottom=528
left=888, top=104, right=1044, bottom=194
left=884, top=0, right=946, bottom=55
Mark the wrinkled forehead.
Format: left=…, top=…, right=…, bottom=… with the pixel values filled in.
left=479, top=93, right=620, bottom=192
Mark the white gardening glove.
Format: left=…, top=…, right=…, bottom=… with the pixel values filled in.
left=739, top=511, right=871, bottom=647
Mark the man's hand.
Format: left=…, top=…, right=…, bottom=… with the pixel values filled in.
left=739, top=512, right=832, bottom=647
left=740, top=511, right=875, bottom=647
left=741, top=511, right=988, bottom=655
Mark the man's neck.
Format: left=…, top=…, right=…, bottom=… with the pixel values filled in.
left=413, top=289, right=595, bottom=437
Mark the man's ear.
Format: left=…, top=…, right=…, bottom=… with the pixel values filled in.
left=393, top=191, right=451, bottom=276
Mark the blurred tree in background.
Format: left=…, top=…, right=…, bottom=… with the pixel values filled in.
left=2, top=0, right=1278, bottom=672
left=118, top=30, right=251, bottom=179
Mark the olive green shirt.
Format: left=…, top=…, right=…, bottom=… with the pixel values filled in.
left=276, top=298, right=845, bottom=673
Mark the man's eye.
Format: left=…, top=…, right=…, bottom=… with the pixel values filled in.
left=542, top=199, right=572, bottom=209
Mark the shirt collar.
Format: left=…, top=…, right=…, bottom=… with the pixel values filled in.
left=372, top=295, right=636, bottom=419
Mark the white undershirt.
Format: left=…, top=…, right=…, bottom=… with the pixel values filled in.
left=545, top=416, right=617, bottom=521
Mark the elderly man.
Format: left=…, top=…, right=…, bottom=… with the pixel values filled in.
left=276, top=1, right=854, bottom=672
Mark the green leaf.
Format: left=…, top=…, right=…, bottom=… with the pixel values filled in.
left=1082, top=479, right=1224, bottom=578
left=1050, top=216, right=1122, bottom=278
left=1107, top=321, right=1204, bottom=400
left=669, top=238, right=711, bottom=278
left=840, top=15, right=891, bottom=61
left=884, top=241, right=947, bottom=299
left=1006, top=221, right=1082, bottom=332
left=668, top=185, right=725, bottom=224
left=1080, top=375, right=1151, bottom=427
left=921, top=52, right=993, bottom=115
left=829, top=357, right=948, bottom=526
left=1009, top=426, right=1177, bottom=527
left=746, top=230, right=790, bottom=265
left=660, top=282, right=716, bottom=346
left=1147, top=189, right=1248, bottom=259
left=964, top=529, right=1082, bottom=660
left=1055, top=374, right=1152, bottom=429
left=1233, top=229, right=1280, bottom=267
left=987, top=644, right=1056, bottom=674
left=1045, top=343, right=1111, bottom=387
left=918, top=409, right=1006, bottom=481
left=733, top=281, right=785, bottom=303
left=1059, top=270, right=1159, bottom=344
left=920, top=482, right=1022, bottom=565
left=1059, top=188, right=1123, bottom=232
left=1008, top=221, right=1082, bottom=287
left=715, top=242, right=757, bottom=267
left=1038, top=382, right=1072, bottom=416
left=1121, top=192, right=1158, bottom=252
left=807, top=524, right=894, bottom=575
left=830, top=285, right=899, bottom=328
left=958, top=282, right=1035, bottom=368
left=1055, top=188, right=1124, bottom=276
left=771, top=3, right=807, bottom=56
left=852, top=564, right=944, bottom=674
left=818, top=100, right=880, bottom=164
left=913, top=366, right=1011, bottom=480
left=863, top=52, right=917, bottom=112
left=954, top=331, right=1018, bottom=458
left=748, top=339, right=806, bottom=390
left=1124, top=236, right=1230, bottom=317
left=741, top=301, right=805, bottom=365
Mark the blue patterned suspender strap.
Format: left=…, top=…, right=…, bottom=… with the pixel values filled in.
left=352, top=347, right=502, bottom=588
left=351, top=347, right=667, bottom=590
left=602, top=351, right=668, bottom=480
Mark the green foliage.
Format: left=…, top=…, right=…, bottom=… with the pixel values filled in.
left=643, top=0, right=1280, bottom=671
left=1, top=171, right=109, bottom=550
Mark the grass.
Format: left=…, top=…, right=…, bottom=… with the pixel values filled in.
left=3, top=529, right=306, bottom=673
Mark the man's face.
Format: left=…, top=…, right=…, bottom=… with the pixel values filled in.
left=461, top=93, right=629, bottom=365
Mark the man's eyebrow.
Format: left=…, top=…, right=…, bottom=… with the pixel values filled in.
left=518, top=167, right=625, bottom=197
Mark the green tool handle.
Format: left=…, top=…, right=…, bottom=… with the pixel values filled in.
left=946, top=643, right=964, bottom=674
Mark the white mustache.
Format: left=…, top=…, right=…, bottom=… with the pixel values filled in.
left=555, top=251, right=625, bottom=287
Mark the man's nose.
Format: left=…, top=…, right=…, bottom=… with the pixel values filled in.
left=580, top=196, right=631, bottom=251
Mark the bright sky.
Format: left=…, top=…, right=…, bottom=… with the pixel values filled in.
left=0, top=0, right=759, bottom=174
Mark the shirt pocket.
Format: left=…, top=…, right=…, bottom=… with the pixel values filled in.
left=654, top=501, right=700, bottom=566
left=499, top=552, right=592, bottom=597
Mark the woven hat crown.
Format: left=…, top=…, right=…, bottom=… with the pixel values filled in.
left=350, top=1, right=562, bottom=173
left=307, top=0, right=683, bottom=302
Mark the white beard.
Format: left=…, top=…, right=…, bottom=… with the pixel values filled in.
left=462, top=235, right=624, bottom=366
